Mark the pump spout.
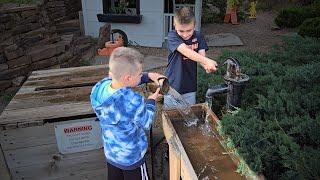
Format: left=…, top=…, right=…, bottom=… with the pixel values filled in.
left=205, top=84, right=229, bottom=98
left=223, top=57, right=241, bottom=79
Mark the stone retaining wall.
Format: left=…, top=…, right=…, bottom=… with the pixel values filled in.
left=0, top=1, right=92, bottom=93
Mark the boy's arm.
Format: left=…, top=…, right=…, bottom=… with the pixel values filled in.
left=134, top=88, right=160, bottom=130
left=177, top=44, right=217, bottom=72
left=140, top=72, right=166, bottom=85
left=198, top=49, right=206, bottom=57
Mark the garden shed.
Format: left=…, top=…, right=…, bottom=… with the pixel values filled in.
left=81, top=0, right=203, bottom=47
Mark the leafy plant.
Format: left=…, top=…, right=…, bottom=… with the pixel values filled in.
left=298, top=16, right=320, bottom=38
left=227, top=0, right=240, bottom=9
left=197, top=35, right=320, bottom=179
left=275, top=5, right=320, bottom=28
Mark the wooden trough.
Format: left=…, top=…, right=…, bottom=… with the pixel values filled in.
left=162, top=104, right=261, bottom=180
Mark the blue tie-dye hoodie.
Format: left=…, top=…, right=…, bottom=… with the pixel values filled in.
left=90, top=74, right=156, bottom=170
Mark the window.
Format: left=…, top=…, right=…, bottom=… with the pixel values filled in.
left=103, top=0, right=140, bottom=15
left=98, top=0, right=142, bottom=23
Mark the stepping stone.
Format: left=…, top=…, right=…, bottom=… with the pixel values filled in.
left=205, top=33, right=244, bottom=47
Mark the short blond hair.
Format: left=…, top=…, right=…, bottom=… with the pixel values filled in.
left=109, top=47, right=144, bottom=80
left=174, top=7, right=195, bottom=25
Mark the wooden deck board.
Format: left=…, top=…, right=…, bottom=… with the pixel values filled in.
left=1, top=121, right=106, bottom=180
left=10, top=149, right=105, bottom=180
left=0, top=102, right=94, bottom=126
left=0, top=65, right=108, bottom=128
left=0, top=124, right=55, bottom=150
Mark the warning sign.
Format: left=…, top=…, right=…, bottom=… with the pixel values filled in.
left=54, top=118, right=103, bottom=154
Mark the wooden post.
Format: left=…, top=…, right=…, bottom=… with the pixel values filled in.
left=168, top=139, right=181, bottom=180
left=194, top=0, right=203, bottom=31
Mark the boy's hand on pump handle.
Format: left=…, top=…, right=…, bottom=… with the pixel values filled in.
left=148, top=88, right=161, bottom=100
left=201, top=58, right=218, bottom=73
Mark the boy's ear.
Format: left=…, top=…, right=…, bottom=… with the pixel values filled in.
left=108, top=71, right=113, bottom=77
left=123, top=74, right=131, bottom=82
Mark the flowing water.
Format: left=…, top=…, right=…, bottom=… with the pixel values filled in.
left=172, top=115, right=245, bottom=180
left=198, top=97, right=216, bottom=137
left=163, top=87, right=215, bottom=136
left=163, top=87, right=199, bottom=127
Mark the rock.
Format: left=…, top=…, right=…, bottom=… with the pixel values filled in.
left=28, top=44, right=65, bottom=62
left=0, top=80, right=11, bottom=91
left=0, top=63, right=8, bottom=71
left=32, top=56, right=59, bottom=70
left=97, top=24, right=111, bottom=49
left=0, top=65, right=31, bottom=80
left=4, top=45, right=24, bottom=60
left=7, top=56, right=31, bottom=68
left=271, top=25, right=281, bottom=31
left=205, top=33, right=244, bottom=47
left=0, top=54, right=6, bottom=64
left=12, top=76, right=26, bottom=87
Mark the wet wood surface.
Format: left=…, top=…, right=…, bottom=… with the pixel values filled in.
left=162, top=104, right=246, bottom=180
left=0, top=123, right=106, bottom=180
left=0, top=65, right=107, bottom=128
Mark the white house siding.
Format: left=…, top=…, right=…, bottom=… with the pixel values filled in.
left=81, top=0, right=104, bottom=37
left=111, top=0, right=164, bottom=47
left=81, top=0, right=164, bottom=47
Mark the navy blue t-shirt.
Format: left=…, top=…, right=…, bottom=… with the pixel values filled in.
left=165, top=30, right=208, bottom=94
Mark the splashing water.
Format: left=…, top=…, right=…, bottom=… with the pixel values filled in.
left=198, top=97, right=216, bottom=137
left=164, top=87, right=199, bottom=127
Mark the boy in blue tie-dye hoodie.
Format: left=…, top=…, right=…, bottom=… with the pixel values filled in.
left=90, top=47, right=164, bottom=180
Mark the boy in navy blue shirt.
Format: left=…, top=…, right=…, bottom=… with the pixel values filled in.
left=165, top=7, right=218, bottom=106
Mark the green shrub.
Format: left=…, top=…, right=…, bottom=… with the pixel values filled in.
left=275, top=5, right=320, bottom=28
left=298, top=17, right=320, bottom=38
left=197, top=35, right=320, bottom=179
left=202, top=0, right=226, bottom=24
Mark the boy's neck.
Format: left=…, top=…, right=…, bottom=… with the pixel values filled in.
left=110, top=80, right=125, bottom=89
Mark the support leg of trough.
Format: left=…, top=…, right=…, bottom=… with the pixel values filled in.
left=168, top=139, right=181, bottom=180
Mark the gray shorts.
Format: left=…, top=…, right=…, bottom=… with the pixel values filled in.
left=163, top=91, right=196, bottom=108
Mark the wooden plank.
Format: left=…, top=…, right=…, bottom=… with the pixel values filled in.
left=162, top=104, right=208, bottom=180
left=4, top=143, right=59, bottom=168
left=0, top=124, right=55, bottom=150
left=0, top=146, right=11, bottom=180
left=168, top=139, right=181, bottom=180
left=6, top=86, right=92, bottom=110
left=28, top=65, right=107, bottom=79
left=9, top=149, right=105, bottom=180
left=23, top=74, right=104, bottom=90
left=0, top=102, right=94, bottom=126
left=50, top=168, right=106, bottom=180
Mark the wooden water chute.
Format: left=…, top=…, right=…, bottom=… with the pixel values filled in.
left=162, top=104, right=263, bottom=180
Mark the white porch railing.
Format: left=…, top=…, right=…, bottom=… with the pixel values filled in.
left=163, top=13, right=174, bottom=40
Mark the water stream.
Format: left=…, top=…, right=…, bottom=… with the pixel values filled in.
left=163, top=87, right=215, bottom=137
left=163, top=87, right=199, bottom=127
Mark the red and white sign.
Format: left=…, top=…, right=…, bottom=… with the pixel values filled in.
left=54, top=118, right=102, bottom=154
